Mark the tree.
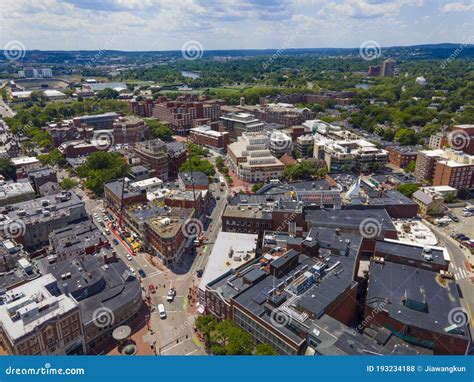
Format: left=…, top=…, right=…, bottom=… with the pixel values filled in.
left=394, top=128, right=419, bottom=145
left=145, top=119, right=173, bottom=142
left=77, top=151, right=129, bottom=196
left=187, top=143, right=209, bottom=157
left=195, top=315, right=217, bottom=345
left=397, top=183, right=419, bottom=197
left=255, top=343, right=278, bottom=355
left=180, top=157, right=215, bottom=177
left=210, top=320, right=253, bottom=355
left=405, top=160, right=416, bottom=173
left=59, top=178, right=78, bottom=190
left=215, top=156, right=225, bottom=170
left=38, top=148, right=66, bottom=167
left=0, top=159, right=16, bottom=181
left=251, top=183, right=264, bottom=193
left=283, top=160, right=318, bottom=181
left=96, top=88, right=119, bottom=100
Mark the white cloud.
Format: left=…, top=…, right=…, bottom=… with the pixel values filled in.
left=441, top=1, right=474, bottom=12
left=0, top=0, right=470, bottom=50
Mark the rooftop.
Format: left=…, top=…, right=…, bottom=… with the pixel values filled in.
left=198, top=231, right=258, bottom=294
left=0, top=274, right=78, bottom=342
left=367, top=261, right=469, bottom=341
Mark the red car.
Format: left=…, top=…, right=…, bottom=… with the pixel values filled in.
left=148, top=284, right=156, bottom=294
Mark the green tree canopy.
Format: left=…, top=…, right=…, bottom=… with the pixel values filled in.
left=76, top=151, right=129, bottom=196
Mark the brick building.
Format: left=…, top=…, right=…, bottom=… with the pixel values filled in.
left=152, top=95, right=221, bottom=135
left=386, top=146, right=418, bottom=168
left=190, top=125, right=229, bottom=153
left=0, top=274, right=85, bottom=355
left=133, top=139, right=170, bottom=181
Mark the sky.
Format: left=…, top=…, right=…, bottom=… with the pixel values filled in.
left=1, top=0, right=473, bottom=51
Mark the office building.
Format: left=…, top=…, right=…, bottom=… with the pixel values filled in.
left=227, top=132, right=285, bottom=183
left=133, top=139, right=170, bottom=181
left=190, top=125, right=229, bottom=153
left=0, top=191, right=87, bottom=249
left=365, top=260, right=470, bottom=355
left=219, top=112, right=265, bottom=140
left=0, top=274, right=85, bottom=355
left=381, top=59, right=396, bottom=77
left=386, top=146, right=418, bottom=169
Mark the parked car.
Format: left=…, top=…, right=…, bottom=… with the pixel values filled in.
left=138, top=269, right=146, bottom=278
left=149, top=284, right=156, bottom=294
left=126, top=254, right=133, bottom=261
left=448, top=214, right=459, bottom=222
left=113, top=238, right=119, bottom=245
left=158, top=303, right=166, bottom=319
left=196, top=269, right=204, bottom=278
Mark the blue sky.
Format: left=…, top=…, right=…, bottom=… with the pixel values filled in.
left=1, top=0, right=473, bottom=51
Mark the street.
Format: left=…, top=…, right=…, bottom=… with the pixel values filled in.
left=424, top=220, right=474, bottom=336
left=62, top=164, right=230, bottom=355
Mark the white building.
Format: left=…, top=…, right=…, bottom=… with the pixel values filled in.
left=415, top=76, right=427, bottom=86
left=227, top=132, right=285, bottom=183
left=0, top=274, right=85, bottom=355
left=269, top=131, right=292, bottom=158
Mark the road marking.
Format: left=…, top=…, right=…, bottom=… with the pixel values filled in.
left=141, top=271, right=162, bottom=280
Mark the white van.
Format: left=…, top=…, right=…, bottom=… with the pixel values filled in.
left=158, top=303, right=166, bottom=319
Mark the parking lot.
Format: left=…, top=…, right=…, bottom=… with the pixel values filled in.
left=440, top=206, right=474, bottom=245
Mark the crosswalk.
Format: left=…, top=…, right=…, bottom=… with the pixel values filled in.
left=451, top=264, right=469, bottom=281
